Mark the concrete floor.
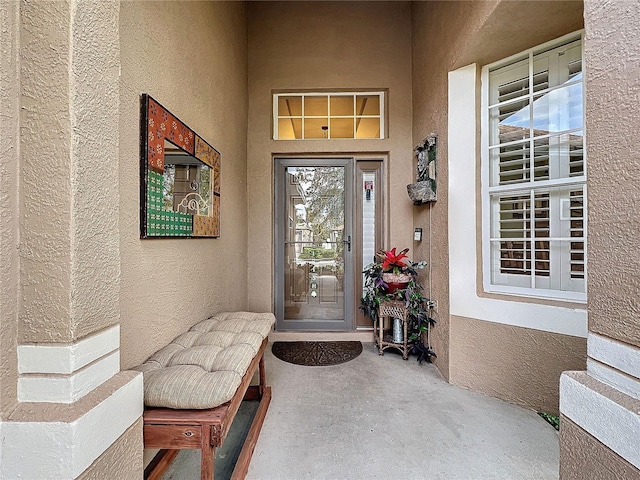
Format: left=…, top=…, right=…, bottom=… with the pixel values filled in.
left=164, top=342, right=559, bottom=480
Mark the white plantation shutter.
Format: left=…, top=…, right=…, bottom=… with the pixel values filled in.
left=485, top=35, right=586, bottom=300
left=565, top=187, right=585, bottom=285
left=361, top=172, right=376, bottom=295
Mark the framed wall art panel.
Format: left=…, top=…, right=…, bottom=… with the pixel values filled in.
left=140, top=94, right=221, bottom=238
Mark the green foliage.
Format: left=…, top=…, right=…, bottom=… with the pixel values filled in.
left=360, top=252, right=436, bottom=363
left=298, top=246, right=336, bottom=260
left=298, top=166, right=345, bottom=245
left=538, top=412, right=560, bottom=431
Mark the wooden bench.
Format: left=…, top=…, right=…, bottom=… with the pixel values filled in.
left=134, top=312, right=274, bottom=480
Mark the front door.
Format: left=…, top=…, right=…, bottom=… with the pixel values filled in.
left=275, top=158, right=354, bottom=331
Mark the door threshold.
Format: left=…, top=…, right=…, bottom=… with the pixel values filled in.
left=268, top=331, right=372, bottom=343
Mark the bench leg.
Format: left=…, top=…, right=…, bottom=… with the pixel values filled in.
left=201, top=425, right=215, bottom=480
left=144, top=449, right=179, bottom=480
left=231, top=386, right=272, bottom=480
left=258, top=353, right=266, bottom=396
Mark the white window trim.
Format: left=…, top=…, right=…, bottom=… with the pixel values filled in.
left=480, top=31, right=587, bottom=303
left=273, top=91, right=385, bottom=140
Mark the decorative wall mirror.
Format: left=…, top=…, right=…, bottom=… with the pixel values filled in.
left=140, top=94, right=220, bottom=238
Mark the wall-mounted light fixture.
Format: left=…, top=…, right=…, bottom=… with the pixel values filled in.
left=414, top=228, right=423, bottom=242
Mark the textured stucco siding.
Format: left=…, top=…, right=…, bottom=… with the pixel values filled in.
left=411, top=0, right=498, bottom=380
left=584, top=0, right=640, bottom=348
left=18, top=0, right=74, bottom=343
left=450, top=316, right=586, bottom=414
left=411, top=0, right=584, bottom=389
left=558, top=2, right=640, bottom=477
left=69, top=0, right=121, bottom=340
left=246, top=1, right=414, bottom=316
left=16, top=0, right=120, bottom=344
left=119, top=1, right=249, bottom=369
left=1, top=3, right=140, bottom=476
left=560, top=415, right=639, bottom=479
left=78, top=418, right=143, bottom=480
left=1, top=0, right=20, bottom=415
left=1, top=371, right=143, bottom=479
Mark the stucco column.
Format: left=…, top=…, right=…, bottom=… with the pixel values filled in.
left=0, top=1, right=143, bottom=478
left=559, top=1, right=640, bottom=477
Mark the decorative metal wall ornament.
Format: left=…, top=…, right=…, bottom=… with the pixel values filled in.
left=177, top=192, right=209, bottom=216
left=407, top=134, right=437, bottom=205
left=140, top=94, right=221, bottom=238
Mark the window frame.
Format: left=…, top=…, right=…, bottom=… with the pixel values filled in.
left=481, top=31, right=587, bottom=303
left=272, top=91, right=385, bottom=140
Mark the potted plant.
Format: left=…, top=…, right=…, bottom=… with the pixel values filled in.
left=361, top=248, right=437, bottom=363
left=378, top=247, right=412, bottom=293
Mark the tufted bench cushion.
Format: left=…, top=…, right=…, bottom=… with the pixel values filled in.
left=133, top=311, right=274, bottom=409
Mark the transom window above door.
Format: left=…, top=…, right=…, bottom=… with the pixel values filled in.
left=273, top=92, right=385, bottom=140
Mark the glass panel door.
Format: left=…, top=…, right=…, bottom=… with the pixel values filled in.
left=275, top=158, right=354, bottom=330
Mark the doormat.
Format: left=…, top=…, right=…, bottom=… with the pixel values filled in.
left=271, top=341, right=363, bottom=366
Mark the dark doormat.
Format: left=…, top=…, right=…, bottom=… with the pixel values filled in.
left=271, top=341, right=363, bottom=366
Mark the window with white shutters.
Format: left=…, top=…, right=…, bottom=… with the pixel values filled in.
left=484, top=34, right=586, bottom=301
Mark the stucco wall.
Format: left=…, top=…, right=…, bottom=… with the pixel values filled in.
left=584, top=0, right=640, bottom=348
left=0, top=2, right=144, bottom=476
left=411, top=0, right=585, bottom=399
left=12, top=0, right=121, bottom=345
left=246, top=1, right=414, bottom=317
left=119, top=1, right=249, bottom=369
left=1, top=0, right=121, bottom=412
left=557, top=2, right=640, bottom=477
left=78, top=418, right=143, bottom=480
left=17, top=0, right=73, bottom=344
left=560, top=416, right=639, bottom=479
left=411, top=0, right=498, bottom=379
left=70, top=0, right=121, bottom=341
left=0, top=0, right=20, bottom=415
left=451, top=316, right=586, bottom=414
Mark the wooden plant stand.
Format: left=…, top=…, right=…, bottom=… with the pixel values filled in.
left=374, top=300, right=411, bottom=360
left=143, top=338, right=271, bottom=480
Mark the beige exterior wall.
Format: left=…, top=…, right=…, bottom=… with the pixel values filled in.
left=78, top=419, right=143, bottom=480
left=119, top=1, right=249, bottom=368
left=411, top=1, right=585, bottom=404
left=559, top=1, right=640, bottom=477
left=2, top=1, right=251, bottom=476
left=411, top=0, right=497, bottom=379
left=560, top=372, right=640, bottom=477
left=560, top=416, right=638, bottom=479
left=585, top=0, right=640, bottom=349
left=450, top=316, right=586, bottom=414
left=2, top=0, right=637, bottom=476
left=2, top=0, right=125, bottom=402
left=16, top=0, right=74, bottom=344
left=0, top=1, right=145, bottom=475
left=12, top=0, right=121, bottom=345
left=246, top=1, right=414, bottom=317
left=0, top=0, right=20, bottom=416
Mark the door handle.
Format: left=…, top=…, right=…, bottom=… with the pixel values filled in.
left=343, top=235, right=351, bottom=252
